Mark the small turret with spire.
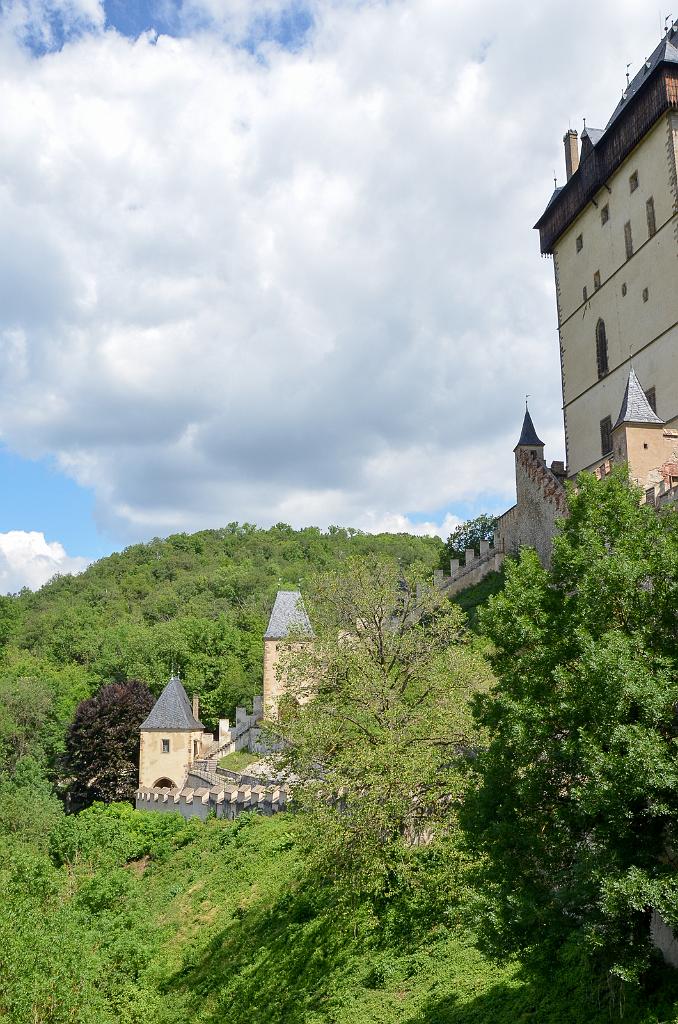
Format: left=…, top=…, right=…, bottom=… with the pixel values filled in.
left=611, top=367, right=667, bottom=490
left=515, top=402, right=546, bottom=464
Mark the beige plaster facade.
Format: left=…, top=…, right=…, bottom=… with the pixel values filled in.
left=552, top=113, right=678, bottom=478
left=612, top=421, right=678, bottom=492
left=263, top=638, right=313, bottom=719
left=138, top=728, right=206, bottom=790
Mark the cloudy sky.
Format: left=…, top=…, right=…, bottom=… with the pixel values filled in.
left=0, top=0, right=663, bottom=590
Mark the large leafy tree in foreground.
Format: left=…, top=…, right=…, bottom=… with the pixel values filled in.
left=463, top=469, right=678, bottom=980
left=63, top=680, right=154, bottom=809
left=275, top=555, right=492, bottom=899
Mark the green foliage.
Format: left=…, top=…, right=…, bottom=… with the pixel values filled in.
left=463, top=469, right=678, bottom=980
left=4, top=807, right=678, bottom=1023
left=63, top=680, right=155, bottom=808
left=2, top=524, right=442, bottom=729
left=218, top=749, right=259, bottom=773
left=451, top=569, right=505, bottom=630
left=275, top=555, right=493, bottom=899
left=441, top=514, right=498, bottom=567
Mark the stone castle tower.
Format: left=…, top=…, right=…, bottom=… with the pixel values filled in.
left=534, top=24, right=678, bottom=480
left=263, top=589, right=313, bottom=718
left=138, top=675, right=208, bottom=790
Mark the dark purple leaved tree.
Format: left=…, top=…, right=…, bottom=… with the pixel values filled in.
left=63, top=680, right=155, bottom=809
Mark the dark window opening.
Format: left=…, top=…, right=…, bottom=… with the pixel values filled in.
left=576, top=233, right=583, bottom=253
left=646, top=196, right=656, bottom=237
left=582, top=285, right=588, bottom=302
left=600, top=415, right=613, bottom=456
left=645, top=386, right=656, bottom=412
left=601, top=204, right=609, bottom=225
left=621, top=282, right=627, bottom=296
left=624, top=221, right=633, bottom=259
left=596, top=319, right=609, bottom=378
left=629, top=170, right=639, bottom=193
left=154, top=777, right=176, bottom=789
left=643, top=287, right=649, bottom=303
left=593, top=270, right=601, bottom=290
left=162, top=738, right=170, bottom=753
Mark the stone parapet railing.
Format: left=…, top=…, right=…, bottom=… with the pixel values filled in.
left=435, top=537, right=505, bottom=599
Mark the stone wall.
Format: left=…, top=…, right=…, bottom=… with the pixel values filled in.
left=497, top=451, right=568, bottom=568
left=135, top=781, right=288, bottom=822
left=437, top=541, right=505, bottom=599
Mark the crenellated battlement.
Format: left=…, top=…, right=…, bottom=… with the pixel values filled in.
left=135, top=780, right=289, bottom=821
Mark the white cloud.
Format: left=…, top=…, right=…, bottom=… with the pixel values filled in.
left=0, top=531, right=90, bottom=593
left=0, top=1, right=661, bottom=541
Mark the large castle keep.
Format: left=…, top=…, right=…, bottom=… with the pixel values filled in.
left=441, top=23, right=678, bottom=596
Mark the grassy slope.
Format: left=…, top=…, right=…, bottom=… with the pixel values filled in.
left=114, top=813, right=678, bottom=1024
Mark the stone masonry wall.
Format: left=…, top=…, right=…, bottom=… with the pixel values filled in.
left=497, top=451, right=568, bottom=568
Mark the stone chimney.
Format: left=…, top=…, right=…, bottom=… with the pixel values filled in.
left=563, top=129, right=579, bottom=180
left=192, top=694, right=199, bottom=720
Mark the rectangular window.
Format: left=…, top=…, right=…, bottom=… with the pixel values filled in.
left=646, top=196, right=656, bottom=237
left=629, top=170, right=639, bottom=192
left=593, top=270, right=601, bottom=290
left=600, top=415, right=613, bottom=457
left=601, top=204, right=609, bottom=225
left=645, top=386, right=656, bottom=412
left=624, top=221, right=633, bottom=260
left=582, top=285, right=588, bottom=302
left=576, top=233, right=583, bottom=253
left=162, top=738, right=170, bottom=753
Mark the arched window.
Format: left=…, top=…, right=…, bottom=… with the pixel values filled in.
left=596, top=319, right=609, bottom=378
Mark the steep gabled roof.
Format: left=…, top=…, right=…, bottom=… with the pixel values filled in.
left=613, top=367, right=663, bottom=429
left=515, top=407, right=545, bottom=449
left=140, top=675, right=204, bottom=731
left=264, top=590, right=313, bottom=640
left=606, top=29, right=678, bottom=130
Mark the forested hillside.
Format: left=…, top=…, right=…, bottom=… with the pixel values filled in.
left=0, top=523, right=442, bottom=737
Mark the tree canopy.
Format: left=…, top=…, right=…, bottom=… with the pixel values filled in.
left=63, top=681, right=155, bottom=809
left=274, top=555, right=493, bottom=898
left=441, top=514, right=498, bottom=568
left=463, top=469, right=678, bottom=981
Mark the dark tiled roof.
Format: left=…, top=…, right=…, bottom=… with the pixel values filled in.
left=264, top=590, right=313, bottom=640
left=515, top=407, right=545, bottom=448
left=544, top=186, right=563, bottom=210
left=140, top=675, right=204, bottom=731
left=582, top=126, right=604, bottom=146
left=606, top=29, right=678, bottom=130
left=613, top=367, right=663, bottom=429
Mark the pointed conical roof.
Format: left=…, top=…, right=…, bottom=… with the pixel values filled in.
left=613, top=367, right=663, bottom=429
left=140, top=675, right=204, bottom=731
left=264, top=590, right=313, bottom=640
left=515, top=407, right=545, bottom=449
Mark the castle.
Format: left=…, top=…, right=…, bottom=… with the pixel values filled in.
left=135, top=589, right=312, bottom=819
left=136, top=24, right=678, bottom=817
left=439, top=22, right=678, bottom=596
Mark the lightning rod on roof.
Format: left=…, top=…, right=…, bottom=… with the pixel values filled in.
left=626, top=62, right=632, bottom=86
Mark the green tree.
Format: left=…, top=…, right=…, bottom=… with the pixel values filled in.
left=63, top=681, right=154, bottom=809
left=441, top=514, right=498, bottom=568
left=463, top=469, right=678, bottom=981
left=274, top=555, right=492, bottom=899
